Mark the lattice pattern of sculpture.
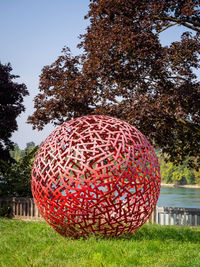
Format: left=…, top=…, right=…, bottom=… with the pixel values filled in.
left=32, top=115, right=161, bottom=237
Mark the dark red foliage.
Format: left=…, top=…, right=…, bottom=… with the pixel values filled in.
left=28, top=0, right=200, bottom=167
left=0, top=62, right=28, bottom=162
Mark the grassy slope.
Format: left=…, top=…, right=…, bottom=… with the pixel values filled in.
left=0, top=218, right=200, bottom=267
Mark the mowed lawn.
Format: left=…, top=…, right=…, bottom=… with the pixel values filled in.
left=0, top=218, right=200, bottom=267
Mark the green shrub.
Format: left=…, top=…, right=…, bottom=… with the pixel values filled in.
left=0, top=205, right=11, bottom=218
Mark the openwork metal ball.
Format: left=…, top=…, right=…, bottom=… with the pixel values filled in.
left=32, top=115, right=161, bottom=237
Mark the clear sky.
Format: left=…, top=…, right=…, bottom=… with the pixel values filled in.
left=0, top=0, right=198, bottom=149
left=0, top=0, right=90, bottom=149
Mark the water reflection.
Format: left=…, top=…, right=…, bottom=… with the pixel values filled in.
left=157, top=187, right=200, bottom=208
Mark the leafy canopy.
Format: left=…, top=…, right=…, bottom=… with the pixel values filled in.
left=0, top=62, right=28, bottom=162
left=28, top=0, right=200, bottom=168
left=0, top=145, right=38, bottom=197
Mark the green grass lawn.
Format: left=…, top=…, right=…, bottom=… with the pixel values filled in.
left=0, top=218, right=200, bottom=267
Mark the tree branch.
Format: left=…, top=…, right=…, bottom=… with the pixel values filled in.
left=157, top=22, right=179, bottom=34
left=109, top=97, right=121, bottom=105
left=167, top=76, right=189, bottom=82
left=156, top=16, right=200, bottom=33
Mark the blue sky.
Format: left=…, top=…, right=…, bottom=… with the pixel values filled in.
left=0, top=0, right=90, bottom=149
left=0, top=0, right=198, bottom=149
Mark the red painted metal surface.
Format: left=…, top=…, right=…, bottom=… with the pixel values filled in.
left=32, top=115, right=161, bottom=237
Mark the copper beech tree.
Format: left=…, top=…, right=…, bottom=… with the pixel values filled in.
left=28, top=0, right=200, bottom=167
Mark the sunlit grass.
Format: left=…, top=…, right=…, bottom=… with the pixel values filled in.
left=0, top=218, right=200, bottom=266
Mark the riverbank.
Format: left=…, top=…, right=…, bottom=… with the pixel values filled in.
left=161, top=183, right=200, bottom=188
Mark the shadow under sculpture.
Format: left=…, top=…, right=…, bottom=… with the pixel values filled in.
left=31, top=115, right=161, bottom=237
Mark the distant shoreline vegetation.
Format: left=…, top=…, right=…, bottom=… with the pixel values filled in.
left=161, top=183, right=200, bottom=188
left=8, top=142, right=200, bottom=187
left=159, top=155, right=200, bottom=186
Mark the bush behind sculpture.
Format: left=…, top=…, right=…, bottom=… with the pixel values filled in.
left=32, top=115, right=161, bottom=237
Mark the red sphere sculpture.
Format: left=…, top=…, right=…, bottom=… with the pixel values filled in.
left=32, top=115, right=160, bottom=237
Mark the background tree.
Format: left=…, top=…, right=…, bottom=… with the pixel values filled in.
left=25, top=142, right=36, bottom=149
left=0, top=62, right=28, bottom=162
left=9, top=142, right=36, bottom=160
left=159, top=156, right=200, bottom=185
left=28, top=0, right=200, bottom=168
left=9, top=143, right=21, bottom=161
left=0, top=145, right=38, bottom=197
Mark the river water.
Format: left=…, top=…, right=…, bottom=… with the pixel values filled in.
left=157, top=186, right=200, bottom=208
